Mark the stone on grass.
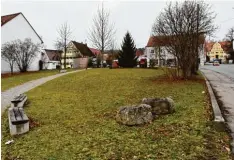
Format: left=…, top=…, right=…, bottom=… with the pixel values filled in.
left=141, top=97, right=175, bottom=115
left=116, top=104, right=153, bottom=126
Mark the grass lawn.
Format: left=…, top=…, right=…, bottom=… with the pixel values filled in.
left=1, top=69, right=76, bottom=91
left=1, top=69, right=231, bottom=159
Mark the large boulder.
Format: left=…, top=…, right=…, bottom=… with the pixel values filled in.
left=141, top=97, right=175, bottom=115
left=116, top=104, right=153, bottom=126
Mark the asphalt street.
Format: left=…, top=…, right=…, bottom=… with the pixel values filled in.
left=200, top=64, right=234, bottom=153
left=201, top=63, right=234, bottom=79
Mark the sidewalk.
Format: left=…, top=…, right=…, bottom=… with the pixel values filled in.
left=1, top=69, right=85, bottom=114
left=201, top=68, right=234, bottom=153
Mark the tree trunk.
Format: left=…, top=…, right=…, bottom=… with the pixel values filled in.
left=64, top=43, right=67, bottom=69
left=10, top=64, right=13, bottom=75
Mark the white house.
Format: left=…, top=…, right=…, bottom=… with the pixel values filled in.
left=144, top=36, right=176, bottom=67
left=1, top=12, right=43, bottom=73
left=145, top=35, right=205, bottom=66
left=41, top=49, right=62, bottom=70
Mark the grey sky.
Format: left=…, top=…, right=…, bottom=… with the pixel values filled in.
left=2, top=0, right=234, bottom=49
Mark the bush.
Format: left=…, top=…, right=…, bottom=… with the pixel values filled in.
left=88, top=58, right=93, bottom=67
left=149, top=59, right=156, bottom=68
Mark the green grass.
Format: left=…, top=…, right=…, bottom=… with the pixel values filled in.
left=1, top=69, right=76, bottom=91
left=1, top=69, right=231, bottom=159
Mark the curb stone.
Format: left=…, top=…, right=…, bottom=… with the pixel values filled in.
left=200, top=71, right=225, bottom=122
left=201, top=69, right=234, bottom=155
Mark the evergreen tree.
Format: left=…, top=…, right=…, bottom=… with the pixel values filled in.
left=118, top=32, right=137, bottom=67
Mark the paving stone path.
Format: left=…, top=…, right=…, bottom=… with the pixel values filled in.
left=1, top=69, right=86, bottom=114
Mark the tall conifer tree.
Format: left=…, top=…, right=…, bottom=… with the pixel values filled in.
left=118, top=32, right=137, bottom=67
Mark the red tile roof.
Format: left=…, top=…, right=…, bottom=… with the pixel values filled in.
left=204, top=42, right=215, bottom=52
left=219, top=41, right=232, bottom=52
left=89, top=48, right=101, bottom=56
left=136, top=49, right=144, bottom=56
left=205, top=41, right=232, bottom=53
left=1, top=12, right=21, bottom=26
left=146, top=35, right=205, bottom=47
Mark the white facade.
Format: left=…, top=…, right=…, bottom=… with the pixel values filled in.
left=1, top=13, right=43, bottom=73
left=145, top=46, right=175, bottom=60
left=41, top=51, right=60, bottom=70
left=144, top=46, right=176, bottom=67
left=199, top=44, right=205, bottom=66
left=145, top=45, right=205, bottom=66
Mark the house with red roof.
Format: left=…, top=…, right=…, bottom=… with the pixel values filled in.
left=89, top=48, right=101, bottom=56
left=1, top=12, right=43, bottom=73
left=145, top=35, right=206, bottom=66
left=205, top=41, right=232, bottom=63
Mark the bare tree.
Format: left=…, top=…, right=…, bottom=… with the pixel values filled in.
left=1, top=42, right=17, bottom=74
left=13, top=38, right=41, bottom=72
left=225, top=27, right=234, bottom=62
left=152, top=1, right=216, bottom=79
left=88, top=3, right=116, bottom=66
left=225, top=27, right=234, bottom=42
left=110, top=39, right=117, bottom=64
left=55, top=22, right=72, bottom=69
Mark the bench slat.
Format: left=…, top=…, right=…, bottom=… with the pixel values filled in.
left=11, top=94, right=26, bottom=103
left=9, top=108, right=29, bottom=125
left=9, top=108, right=17, bottom=122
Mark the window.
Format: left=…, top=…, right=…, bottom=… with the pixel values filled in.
left=150, top=50, right=154, bottom=53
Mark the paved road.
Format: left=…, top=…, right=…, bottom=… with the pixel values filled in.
left=1, top=69, right=86, bottom=114
left=200, top=64, right=234, bottom=153
left=201, top=63, right=234, bottom=79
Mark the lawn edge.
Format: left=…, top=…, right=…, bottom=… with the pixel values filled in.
left=200, top=70, right=224, bottom=122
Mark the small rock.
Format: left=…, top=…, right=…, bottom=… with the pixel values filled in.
left=202, top=91, right=205, bottom=94
left=116, top=104, right=153, bottom=126
left=141, top=97, right=175, bottom=115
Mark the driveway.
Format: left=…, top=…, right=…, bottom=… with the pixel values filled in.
left=1, top=69, right=86, bottom=114
left=200, top=64, right=234, bottom=152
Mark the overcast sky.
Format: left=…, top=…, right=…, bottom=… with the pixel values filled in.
left=2, top=0, right=234, bottom=49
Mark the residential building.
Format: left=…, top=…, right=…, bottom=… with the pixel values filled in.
left=1, top=12, right=43, bottom=73
left=145, top=35, right=205, bottom=66
left=136, top=49, right=144, bottom=57
left=89, top=48, right=101, bottom=57
left=145, top=36, right=175, bottom=66
left=205, top=41, right=232, bottom=63
left=41, top=49, right=62, bottom=70
left=61, top=41, right=94, bottom=68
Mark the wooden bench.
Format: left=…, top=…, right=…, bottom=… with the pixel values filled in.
left=8, top=107, right=29, bottom=135
left=60, top=70, right=67, bottom=73
left=11, top=94, right=27, bottom=108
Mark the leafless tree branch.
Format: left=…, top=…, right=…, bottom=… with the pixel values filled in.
left=55, top=22, right=72, bottom=69
left=152, top=0, right=216, bottom=79
left=88, top=4, right=116, bottom=66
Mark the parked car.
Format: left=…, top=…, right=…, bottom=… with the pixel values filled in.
left=139, top=58, right=147, bottom=68
left=213, top=60, right=220, bottom=66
